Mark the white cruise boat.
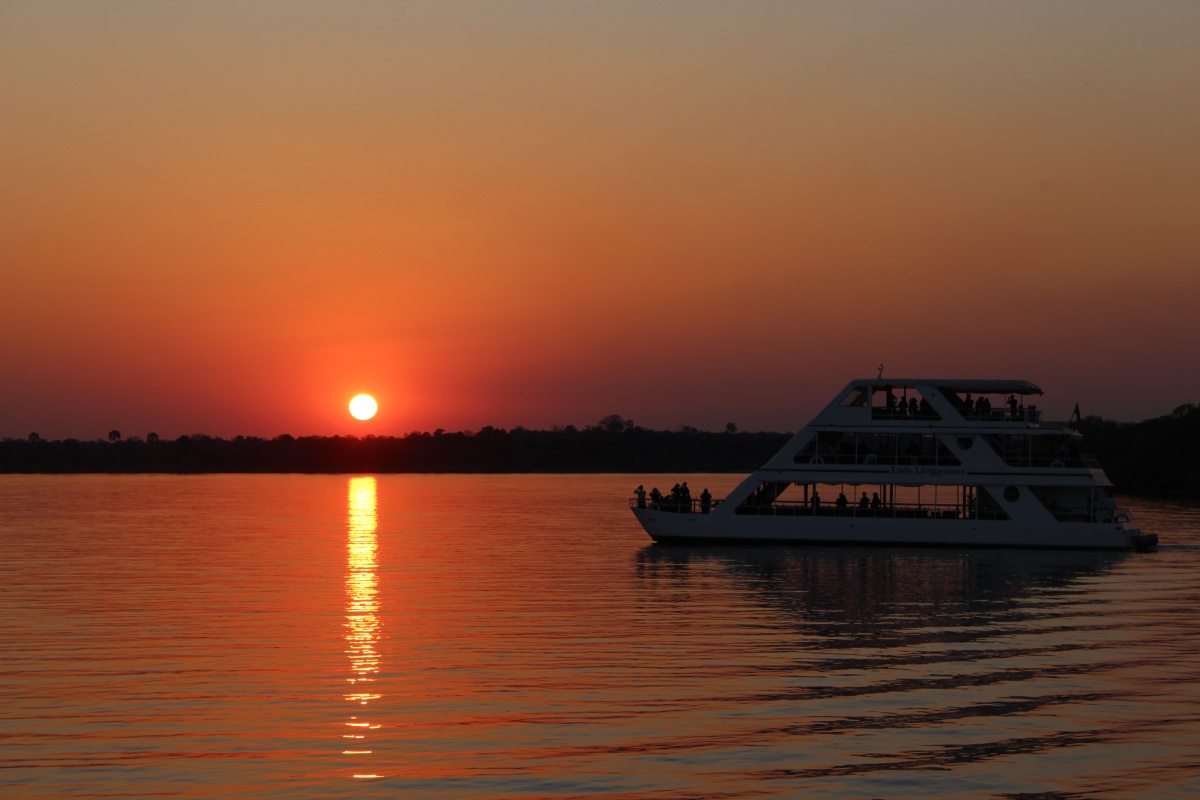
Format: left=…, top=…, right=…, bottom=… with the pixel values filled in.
left=631, top=379, right=1158, bottom=550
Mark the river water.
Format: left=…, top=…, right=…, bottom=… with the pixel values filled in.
left=1, top=474, right=1199, bottom=799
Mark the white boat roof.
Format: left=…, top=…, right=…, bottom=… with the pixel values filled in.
left=856, top=378, right=1043, bottom=395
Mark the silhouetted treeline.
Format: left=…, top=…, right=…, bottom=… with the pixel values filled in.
left=1076, top=403, right=1200, bottom=499
left=0, top=417, right=790, bottom=476
left=5, top=407, right=1199, bottom=498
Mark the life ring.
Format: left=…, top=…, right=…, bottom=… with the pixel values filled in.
left=1050, top=460, right=1066, bottom=468
left=809, top=456, right=824, bottom=464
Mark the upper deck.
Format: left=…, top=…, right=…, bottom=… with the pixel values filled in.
left=820, top=378, right=1048, bottom=428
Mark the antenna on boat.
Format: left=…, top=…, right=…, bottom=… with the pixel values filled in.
left=877, top=363, right=884, bottom=379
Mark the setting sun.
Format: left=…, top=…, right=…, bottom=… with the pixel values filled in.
left=349, top=394, right=378, bottom=421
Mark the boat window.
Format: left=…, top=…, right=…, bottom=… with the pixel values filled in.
left=936, top=439, right=962, bottom=465
left=799, top=432, right=960, bottom=466
left=839, top=386, right=869, bottom=407
left=1003, top=486, right=1020, bottom=502
left=986, top=434, right=1089, bottom=468
left=957, top=436, right=974, bottom=450
left=733, top=482, right=1008, bottom=521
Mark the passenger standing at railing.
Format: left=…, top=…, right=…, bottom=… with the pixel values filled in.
left=908, top=397, right=918, bottom=417
left=964, top=393, right=974, bottom=418
left=871, top=492, right=881, bottom=508
left=700, top=488, right=712, bottom=514
left=812, top=491, right=821, bottom=511
left=836, top=492, right=848, bottom=508
left=681, top=482, right=691, bottom=505
left=859, top=492, right=870, bottom=508
left=649, top=487, right=663, bottom=507
left=1008, top=394, right=1018, bottom=418
left=634, top=485, right=646, bottom=508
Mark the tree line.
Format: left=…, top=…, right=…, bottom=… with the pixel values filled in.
left=4, top=407, right=1198, bottom=499
left=1075, top=403, right=1200, bottom=498
left=0, top=416, right=789, bottom=476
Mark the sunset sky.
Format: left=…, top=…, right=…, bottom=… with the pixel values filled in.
left=3, top=2, right=1198, bottom=440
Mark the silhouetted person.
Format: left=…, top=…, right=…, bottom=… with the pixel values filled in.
left=908, top=397, right=918, bottom=416
left=859, top=491, right=869, bottom=508
left=871, top=491, right=881, bottom=508
left=812, top=491, right=821, bottom=511
left=1008, top=394, right=1018, bottom=418
left=836, top=491, right=848, bottom=508
left=964, top=393, right=973, bottom=417
left=649, top=487, right=663, bottom=507
left=634, top=485, right=646, bottom=508
left=700, top=488, right=712, bottom=514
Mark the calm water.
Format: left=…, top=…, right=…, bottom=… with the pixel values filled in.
left=2, top=474, right=1199, bottom=799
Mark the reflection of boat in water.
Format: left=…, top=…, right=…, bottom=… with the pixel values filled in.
left=636, top=544, right=1128, bottom=625
left=632, top=378, right=1157, bottom=550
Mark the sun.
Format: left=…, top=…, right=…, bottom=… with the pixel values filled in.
left=349, top=394, right=378, bottom=421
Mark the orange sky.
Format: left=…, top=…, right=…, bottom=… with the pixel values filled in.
left=3, top=2, right=1198, bottom=439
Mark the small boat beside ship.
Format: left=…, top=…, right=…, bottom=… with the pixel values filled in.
left=630, top=378, right=1158, bottom=550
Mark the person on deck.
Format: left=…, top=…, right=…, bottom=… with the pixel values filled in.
left=634, top=485, right=647, bottom=508
left=859, top=492, right=870, bottom=508
left=700, top=488, right=712, bottom=514
left=836, top=492, right=848, bottom=508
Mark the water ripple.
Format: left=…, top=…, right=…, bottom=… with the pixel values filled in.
left=1, top=476, right=1198, bottom=799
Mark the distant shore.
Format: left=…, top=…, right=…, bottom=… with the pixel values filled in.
left=3, top=408, right=1198, bottom=499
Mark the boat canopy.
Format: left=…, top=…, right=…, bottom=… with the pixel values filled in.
left=853, top=379, right=1043, bottom=396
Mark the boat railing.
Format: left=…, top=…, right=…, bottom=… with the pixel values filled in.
left=631, top=498, right=723, bottom=514
left=955, top=407, right=1043, bottom=424
left=636, top=496, right=1114, bottom=523
left=870, top=408, right=941, bottom=421
left=731, top=499, right=1008, bottom=521
left=795, top=453, right=961, bottom=467
left=993, top=454, right=1105, bottom=469
left=871, top=407, right=1040, bottom=424
left=632, top=495, right=1112, bottom=524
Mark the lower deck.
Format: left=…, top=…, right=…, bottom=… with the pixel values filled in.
left=630, top=505, right=1156, bottom=550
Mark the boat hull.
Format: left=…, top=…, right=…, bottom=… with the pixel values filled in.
left=632, top=508, right=1155, bottom=550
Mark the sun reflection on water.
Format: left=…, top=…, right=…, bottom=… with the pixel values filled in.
left=344, top=477, right=381, bottom=776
